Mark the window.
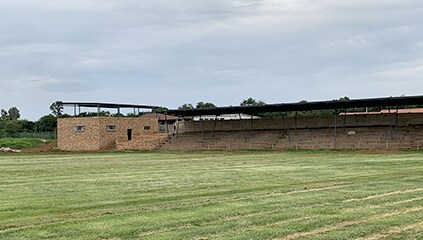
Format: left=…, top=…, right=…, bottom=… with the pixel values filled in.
left=144, top=126, right=151, bottom=131
left=106, top=125, right=116, bottom=131
left=74, top=126, right=85, bottom=132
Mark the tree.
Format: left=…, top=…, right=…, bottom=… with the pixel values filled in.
left=240, top=98, right=266, bottom=107
left=152, top=107, right=168, bottom=113
left=1, top=109, right=8, bottom=120
left=50, top=101, right=64, bottom=117
left=19, top=120, right=36, bottom=132
left=178, top=103, right=194, bottom=110
left=196, top=102, right=216, bottom=109
left=8, top=107, right=20, bottom=120
left=3, top=121, right=22, bottom=134
left=35, top=115, right=57, bottom=132
left=1, top=107, right=20, bottom=120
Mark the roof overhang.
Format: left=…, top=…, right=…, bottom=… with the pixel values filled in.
left=164, top=95, right=423, bottom=117
left=62, top=102, right=162, bottom=110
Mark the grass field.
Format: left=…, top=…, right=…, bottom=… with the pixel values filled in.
left=0, top=138, right=49, bottom=149
left=0, top=151, right=422, bottom=239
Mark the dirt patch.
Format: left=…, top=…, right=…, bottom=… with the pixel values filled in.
left=22, top=141, right=57, bottom=153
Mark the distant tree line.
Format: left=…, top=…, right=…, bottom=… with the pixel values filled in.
left=0, top=107, right=57, bottom=135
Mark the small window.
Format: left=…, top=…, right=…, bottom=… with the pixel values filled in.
left=106, top=125, right=116, bottom=131
left=144, top=126, right=151, bottom=131
left=74, top=126, right=85, bottom=132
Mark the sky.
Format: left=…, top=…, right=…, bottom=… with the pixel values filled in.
left=1, top=0, right=423, bottom=120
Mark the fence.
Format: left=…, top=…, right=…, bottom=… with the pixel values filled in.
left=0, top=132, right=56, bottom=139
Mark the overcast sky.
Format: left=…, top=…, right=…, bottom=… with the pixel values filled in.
left=1, top=0, right=423, bottom=120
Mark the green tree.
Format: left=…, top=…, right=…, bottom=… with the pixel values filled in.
left=1, top=109, right=8, bottom=120
left=19, top=120, right=36, bottom=132
left=178, top=103, right=194, bottom=110
left=35, top=115, right=57, bottom=132
left=3, top=120, right=22, bottom=134
left=196, top=102, right=216, bottom=109
left=240, top=98, right=266, bottom=107
left=152, top=107, right=168, bottom=113
left=50, top=101, right=64, bottom=117
left=8, top=107, right=20, bottom=120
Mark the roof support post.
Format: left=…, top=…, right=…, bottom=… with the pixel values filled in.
left=333, top=110, right=337, bottom=149
left=250, top=114, right=254, bottom=136
left=97, top=105, right=100, bottom=116
left=200, top=115, right=205, bottom=145
left=74, top=104, right=77, bottom=117
left=388, top=106, right=394, bottom=140
left=343, top=109, right=347, bottom=133
left=239, top=113, right=247, bottom=143
left=165, top=113, right=170, bottom=143
left=212, top=116, right=218, bottom=138
left=395, top=106, right=399, bottom=131
left=176, top=116, right=180, bottom=139
left=118, top=108, right=120, bottom=115
left=286, top=112, right=291, bottom=142
left=78, top=106, right=81, bottom=116
left=294, top=111, right=298, bottom=140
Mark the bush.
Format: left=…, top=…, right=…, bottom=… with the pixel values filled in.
left=0, top=138, right=47, bottom=149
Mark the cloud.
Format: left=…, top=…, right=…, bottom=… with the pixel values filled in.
left=0, top=0, right=423, bottom=119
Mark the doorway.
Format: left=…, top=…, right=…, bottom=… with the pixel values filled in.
left=127, top=129, right=132, bottom=141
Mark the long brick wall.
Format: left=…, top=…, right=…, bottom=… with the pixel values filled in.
left=160, top=113, right=423, bottom=150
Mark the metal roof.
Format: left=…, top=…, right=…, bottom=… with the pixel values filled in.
left=62, top=102, right=162, bottom=109
left=164, top=95, right=423, bottom=117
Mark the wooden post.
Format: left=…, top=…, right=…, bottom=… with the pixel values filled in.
left=176, top=117, right=180, bottom=138
left=212, top=116, right=218, bottom=138
left=165, top=113, right=170, bottom=143
left=200, top=115, right=205, bottom=145
left=388, top=107, right=394, bottom=140
left=239, top=113, right=247, bottom=143
left=333, top=110, right=337, bottom=149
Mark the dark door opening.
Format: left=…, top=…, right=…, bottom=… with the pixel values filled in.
left=127, top=129, right=132, bottom=141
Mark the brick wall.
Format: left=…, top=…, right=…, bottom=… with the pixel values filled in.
left=58, top=117, right=102, bottom=151
left=116, top=134, right=168, bottom=150
left=58, top=117, right=162, bottom=151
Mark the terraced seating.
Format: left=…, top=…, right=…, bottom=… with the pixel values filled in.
left=158, top=126, right=423, bottom=151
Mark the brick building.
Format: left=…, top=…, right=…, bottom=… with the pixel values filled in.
left=58, top=117, right=169, bottom=151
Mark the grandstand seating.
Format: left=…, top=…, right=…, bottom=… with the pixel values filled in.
left=158, top=126, right=423, bottom=151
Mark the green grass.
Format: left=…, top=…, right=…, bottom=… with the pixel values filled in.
left=0, top=151, right=422, bottom=239
left=0, top=138, right=48, bottom=149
